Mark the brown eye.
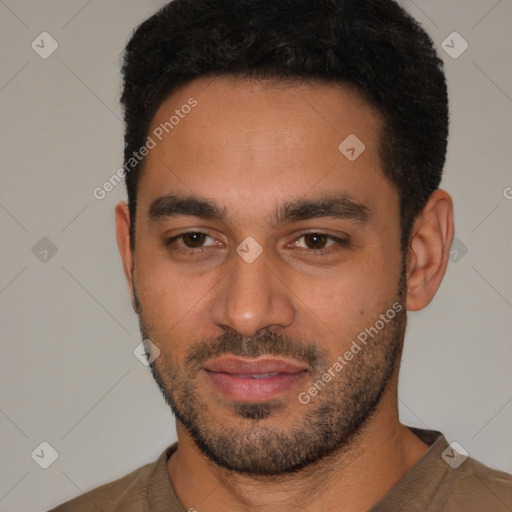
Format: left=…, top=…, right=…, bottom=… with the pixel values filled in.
left=302, top=233, right=329, bottom=250
left=181, top=232, right=208, bottom=248
left=292, top=232, right=349, bottom=256
left=164, top=231, right=219, bottom=256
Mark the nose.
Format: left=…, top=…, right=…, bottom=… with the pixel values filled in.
left=210, top=249, right=296, bottom=337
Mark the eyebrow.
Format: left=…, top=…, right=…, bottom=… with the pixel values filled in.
left=148, top=193, right=370, bottom=225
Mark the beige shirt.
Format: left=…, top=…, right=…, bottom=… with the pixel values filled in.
left=48, top=428, right=512, bottom=511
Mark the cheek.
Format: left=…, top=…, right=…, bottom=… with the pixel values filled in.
left=299, top=250, right=401, bottom=340
left=135, top=269, right=215, bottom=364
left=286, top=266, right=368, bottom=345
left=134, top=252, right=216, bottom=333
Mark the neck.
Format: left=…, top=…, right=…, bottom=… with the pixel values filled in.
left=167, top=383, right=429, bottom=512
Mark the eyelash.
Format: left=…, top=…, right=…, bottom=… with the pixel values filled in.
left=164, top=231, right=349, bottom=257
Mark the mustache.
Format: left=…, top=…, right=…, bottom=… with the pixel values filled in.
left=184, top=330, right=327, bottom=374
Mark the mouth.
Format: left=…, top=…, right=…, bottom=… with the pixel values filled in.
left=203, top=356, right=309, bottom=402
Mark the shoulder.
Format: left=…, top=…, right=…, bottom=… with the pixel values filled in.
left=47, top=445, right=176, bottom=512
left=391, top=427, right=512, bottom=511
left=445, top=456, right=512, bottom=510
left=48, top=462, right=153, bottom=512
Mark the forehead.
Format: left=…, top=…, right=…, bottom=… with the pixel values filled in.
left=137, top=76, right=396, bottom=225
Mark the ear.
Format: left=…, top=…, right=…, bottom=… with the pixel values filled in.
left=115, top=201, right=137, bottom=311
left=406, top=189, right=454, bottom=311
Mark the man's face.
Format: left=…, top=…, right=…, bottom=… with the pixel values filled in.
left=130, top=77, right=406, bottom=475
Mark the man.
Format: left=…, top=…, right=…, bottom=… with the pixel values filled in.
left=50, top=0, right=512, bottom=510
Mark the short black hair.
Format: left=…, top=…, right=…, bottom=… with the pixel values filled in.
left=121, top=0, right=448, bottom=251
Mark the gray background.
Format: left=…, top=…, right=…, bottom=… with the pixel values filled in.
left=0, top=1, right=511, bottom=510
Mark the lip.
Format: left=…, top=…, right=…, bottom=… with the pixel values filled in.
left=204, top=356, right=308, bottom=374
left=203, top=356, right=308, bottom=402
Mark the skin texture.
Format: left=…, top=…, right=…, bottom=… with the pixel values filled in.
left=116, top=76, right=454, bottom=511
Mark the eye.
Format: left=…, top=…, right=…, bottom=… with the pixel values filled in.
left=291, top=232, right=349, bottom=255
left=164, top=230, right=349, bottom=258
left=165, top=231, right=218, bottom=254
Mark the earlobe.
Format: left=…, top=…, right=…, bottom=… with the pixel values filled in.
left=406, top=189, right=454, bottom=311
left=115, top=202, right=136, bottom=309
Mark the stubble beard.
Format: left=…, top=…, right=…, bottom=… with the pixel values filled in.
left=135, top=274, right=407, bottom=476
